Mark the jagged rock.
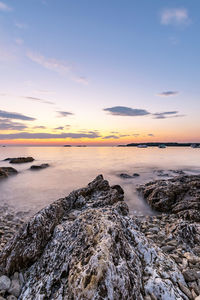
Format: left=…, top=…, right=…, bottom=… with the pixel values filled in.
left=5, top=157, right=34, bottom=164
left=30, top=163, right=49, bottom=170
left=137, top=175, right=200, bottom=221
left=0, top=176, right=192, bottom=299
left=0, top=168, right=17, bottom=179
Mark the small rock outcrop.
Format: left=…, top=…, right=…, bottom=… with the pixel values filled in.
left=119, top=173, right=140, bottom=179
left=0, top=167, right=18, bottom=179
left=5, top=157, right=34, bottom=164
left=0, top=175, right=192, bottom=299
left=30, top=163, right=49, bottom=170
left=137, top=175, right=200, bottom=221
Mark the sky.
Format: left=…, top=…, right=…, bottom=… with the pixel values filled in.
left=0, top=0, right=200, bottom=146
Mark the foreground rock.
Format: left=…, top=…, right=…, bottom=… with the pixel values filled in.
left=30, top=163, right=49, bottom=170
left=138, top=175, right=200, bottom=221
left=0, top=175, right=195, bottom=299
left=4, top=157, right=34, bottom=164
left=0, top=167, right=17, bottom=179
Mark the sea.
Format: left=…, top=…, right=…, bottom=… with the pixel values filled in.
left=0, top=146, right=200, bottom=216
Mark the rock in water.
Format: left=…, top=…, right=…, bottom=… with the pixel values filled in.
left=0, top=167, right=18, bottom=179
left=137, top=175, right=200, bottom=221
left=30, top=163, right=49, bottom=170
left=6, top=157, right=34, bottom=164
left=0, top=175, right=190, bottom=299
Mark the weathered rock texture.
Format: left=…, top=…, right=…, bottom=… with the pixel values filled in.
left=0, top=167, right=17, bottom=179
left=0, top=175, right=194, bottom=299
left=138, top=175, right=200, bottom=221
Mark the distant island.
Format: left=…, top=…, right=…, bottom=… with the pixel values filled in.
left=118, top=142, right=200, bottom=147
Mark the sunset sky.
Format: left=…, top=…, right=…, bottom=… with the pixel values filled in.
left=0, top=0, right=199, bottom=145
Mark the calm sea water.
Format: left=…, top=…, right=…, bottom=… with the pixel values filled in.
left=0, top=147, right=199, bottom=216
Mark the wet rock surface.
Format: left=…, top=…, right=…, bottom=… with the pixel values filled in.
left=0, top=175, right=199, bottom=299
left=0, top=168, right=17, bottom=180
left=138, top=175, right=200, bottom=221
left=4, top=157, right=34, bottom=164
left=30, top=163, right=49, bottom=170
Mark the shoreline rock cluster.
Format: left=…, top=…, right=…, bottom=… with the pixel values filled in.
left=0, top=174, right=199, bottom=299
left=0, top=157, right=50, bottom=181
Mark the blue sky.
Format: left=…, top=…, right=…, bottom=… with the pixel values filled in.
left=0, top=0, right=199, bottom=145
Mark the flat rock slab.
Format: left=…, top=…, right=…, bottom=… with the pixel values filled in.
left=5, top=157, right=34, bottom=164
left=30, top=163, right=49, bottom=170
left=137, top=175, right=200, bottom=221
left=0, top=175, right=189, bottom=299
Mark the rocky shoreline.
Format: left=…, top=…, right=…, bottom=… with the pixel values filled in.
left=0, top=174, right=199, bottom=299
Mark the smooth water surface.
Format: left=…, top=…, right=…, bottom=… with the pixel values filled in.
left=0, top=147, right=199, bottom=216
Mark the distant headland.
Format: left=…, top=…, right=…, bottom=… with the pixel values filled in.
left=118, top=142, right=200, bottom=147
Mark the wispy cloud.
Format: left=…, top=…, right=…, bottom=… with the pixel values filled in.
left=26, top=51, right=88, bottom=84
left=15, top=22, right=27, bottom=29
left=0, top=1, right=12, bottom=12
left=54, top=126, right=64, bottom=130
left=153, top=111, right=179, bottom=119
left=73, top=76, right=89, bottom=85
left=102, top=135, right=119, bottom=139
left=15, top=38, right=24, bottom=45
left=24, top=96, right=55, bottom=105
left=27, top=51, right=70, bottom=74
left=0, top=119, right=28, bottom=130
left=0, top=132, right=101, bottom=140
left=57, top=111, right=74, bottom=117
left=161, top=8, right=189, bottom=26
left=33, top=126, right=46, bottom=129
left=0, top=110, right=36, bottom=121
left=103, top=106, right=150, bottom=117
left=148, top=133, right=154, bottom=137
left=157, top=91, right=179, bottom=97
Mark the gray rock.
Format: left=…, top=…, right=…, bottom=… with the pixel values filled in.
left=0, top=175, right=189, bottom=299
left=0, top=275, right=10, bottom=291
left=7, top=296, right=17, bottom=300
left=137, top=175, right=200, bottom=221
left=8, top=278, right=21, bottom=297
left=183, top=269, right=200, bottom=282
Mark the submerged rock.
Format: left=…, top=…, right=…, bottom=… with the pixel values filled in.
left=138, top=175, right=200, bottom=221
left=30, top=163, right=49, bottom=170
left=0, top=167, right=18, bottom=179
left=0, top=175, right=191, bottom=299
left=119, top=173, right=140, bottom=179
left=5, top=157, right=34, bottom=164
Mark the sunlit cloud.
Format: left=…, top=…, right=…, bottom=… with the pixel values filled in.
left=0, top=109, right=36, bottom=121
left=0, top=132, right=101, bottom=140
left=73, top=76, right=89, bottom=85
left=157, top=91, right=179, bottom=97
left=0, top=1, right=12, bottom=12
left=161, top=8, right=189, bottom=26
left=57, top=111, right=74, bottom=117
left=104, top=106, right=150, bottom=116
